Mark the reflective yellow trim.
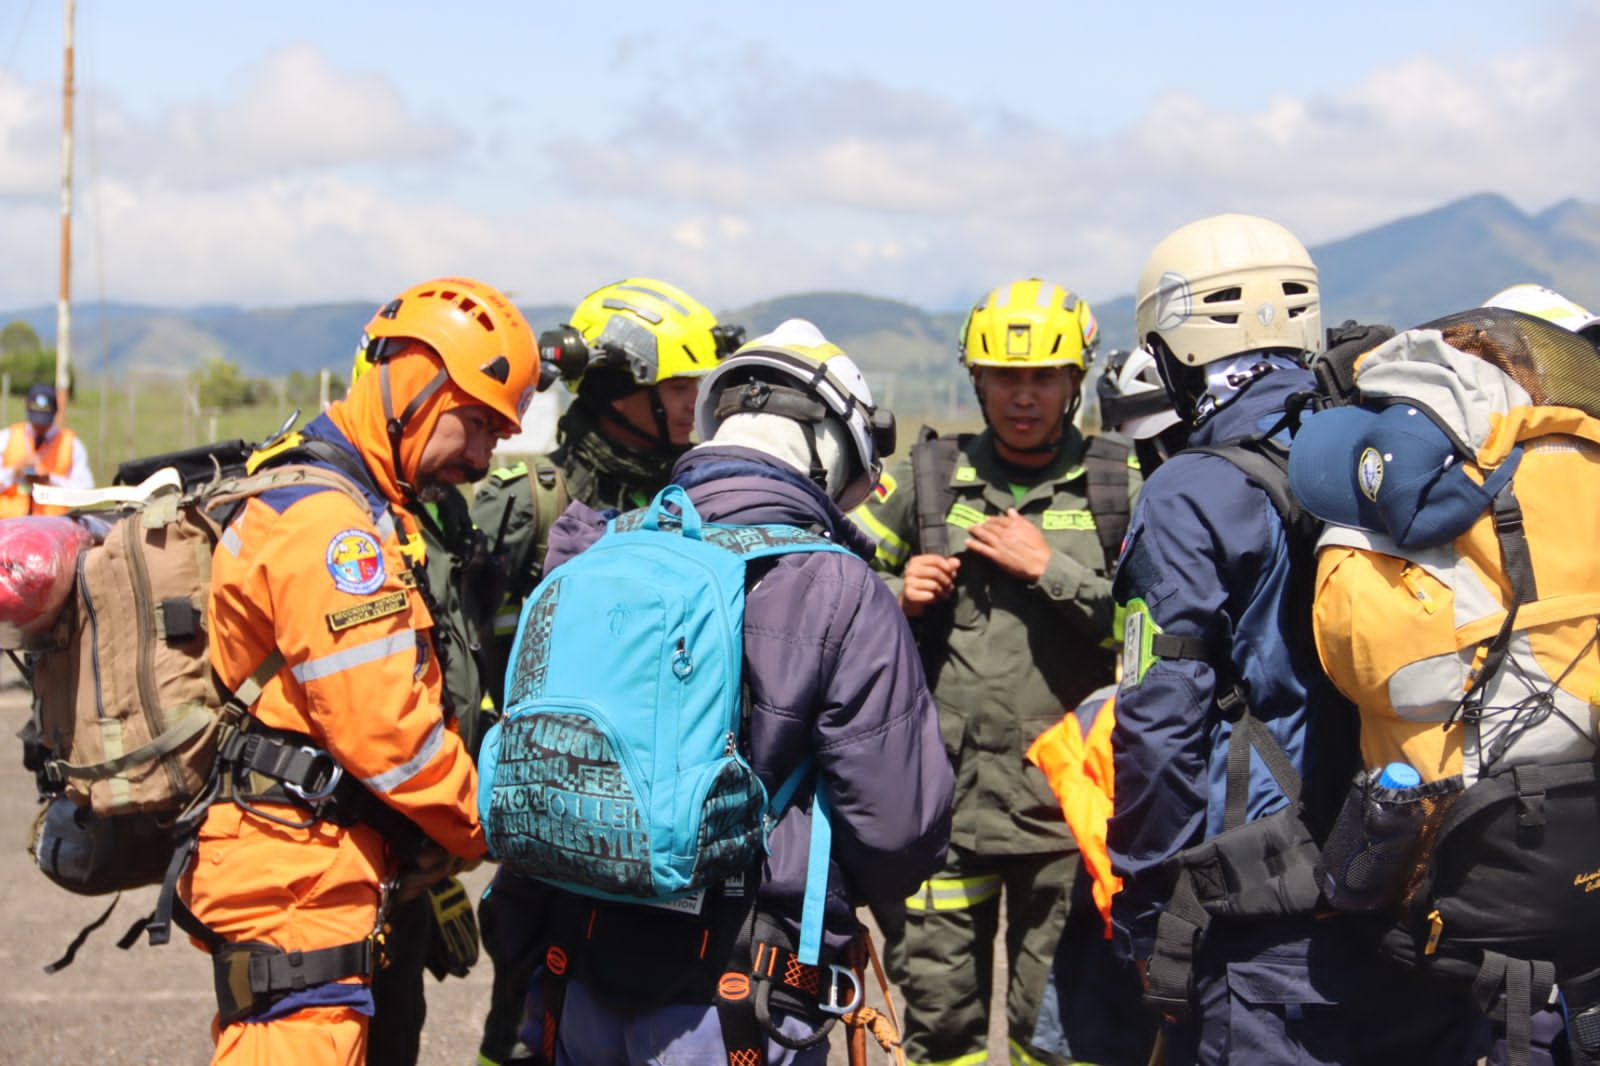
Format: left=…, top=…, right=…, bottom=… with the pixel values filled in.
left=1128, top=451, right=1142, bottom=469
left=490, top=460, right=529, bottom=481
left=851, top=507, right=909, bottom=567
left=1042, top=509, right=1095, bottom=531
left=954, top=465, right=978, bottom=483
left=1009, top=1038, right=1075, bottom=1066
left=1062, top=465, right=1086, bottom=480
left=946, top=503, right=985, bottom=530
left=904, top=873, right=1002, bottom=912
left=908, top=1052, right=989, bottom=1066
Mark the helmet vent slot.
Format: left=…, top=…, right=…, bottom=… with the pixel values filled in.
left=1203, top=287, right=1241, bottom=304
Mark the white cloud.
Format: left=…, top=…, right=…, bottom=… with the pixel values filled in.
left=3, top=31, right=1599, bottom=314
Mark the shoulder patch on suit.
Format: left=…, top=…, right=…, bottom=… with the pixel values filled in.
left=872, top=471, right=897, bottom=502
left=326, top=528, right=386, bottom=594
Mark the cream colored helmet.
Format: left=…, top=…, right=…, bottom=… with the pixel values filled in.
left=1135, top=214, right=1321, bottom=366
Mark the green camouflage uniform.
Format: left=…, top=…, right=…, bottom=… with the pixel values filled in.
left=850, top=425, right=1140, bottom=1066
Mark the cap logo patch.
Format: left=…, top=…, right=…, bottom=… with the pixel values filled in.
left=1153, top=273, right=1191, bottom=331
left=1358, top=447, right=1384, bottom=501
left=326, top=529, right=386, bottom=595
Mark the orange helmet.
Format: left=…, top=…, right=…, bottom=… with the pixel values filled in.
left=358, top=277, right=537, bottom=432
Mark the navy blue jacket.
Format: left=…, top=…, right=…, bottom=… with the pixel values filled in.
left=1106, top=369, right=1348, bottom=962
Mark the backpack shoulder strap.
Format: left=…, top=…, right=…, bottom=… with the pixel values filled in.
left=528, top=458, right=571, bottom=583
left=1186, top=437, right=1301, bottom=528
left=910, top=430, right=964, bottom=558
left=1082, top=432, right=1133, bottom=570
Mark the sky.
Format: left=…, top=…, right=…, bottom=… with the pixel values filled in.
left=0, top=0, right=1597, bottom=317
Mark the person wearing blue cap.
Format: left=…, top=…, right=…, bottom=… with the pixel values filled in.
left=0, top=383, right=92, bottom=518
left=1108, top=214, right=1490, bottom=1065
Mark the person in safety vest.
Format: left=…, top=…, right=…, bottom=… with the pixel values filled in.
left=180, top=276, right=537, bottom=1065
left=1110, top=215, right=1490, bottom=1065
left=849, top=278, right=1139, bottom=1066
left=490, top=318, right=952, bottom=1066
left=467, top=277, right=742, bottom=1065
left=0, top=383, right=92, bottom=517
left=1023, top=344, right=1184, bottom=1065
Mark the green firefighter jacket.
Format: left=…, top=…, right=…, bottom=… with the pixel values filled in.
left=850, top=426, right=1140, bottom=855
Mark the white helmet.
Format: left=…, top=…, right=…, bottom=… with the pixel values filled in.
left=1096, top=347, right=1181, bottom=440
left=1482, top=283, right=1600, bottom=343
left=696, top=319, right=896, bottom=511
left=1135, top=213, right=1321, bottom=366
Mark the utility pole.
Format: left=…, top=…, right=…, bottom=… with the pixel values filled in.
left=55, top=0, right=75, bottom=417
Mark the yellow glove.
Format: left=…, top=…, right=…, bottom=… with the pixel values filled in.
left=424, top=875, right=481, bottom=981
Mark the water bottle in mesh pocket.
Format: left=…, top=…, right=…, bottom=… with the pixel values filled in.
left=1318, top=766, right=1463, bottom=912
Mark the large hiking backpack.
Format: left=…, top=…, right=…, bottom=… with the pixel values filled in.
left=22, top=456, right=371, bottom=929
left=28, top=463, right=365, bottom=823
left=1298, top=309, right=1600, bottom=1058
left=478, top=484, right=848, bottom=962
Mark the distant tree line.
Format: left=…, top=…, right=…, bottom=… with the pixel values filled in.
left=1, top=319, right=347, bottom=413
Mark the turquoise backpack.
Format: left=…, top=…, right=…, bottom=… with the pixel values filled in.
left=478, top=485, right=850, bottom=963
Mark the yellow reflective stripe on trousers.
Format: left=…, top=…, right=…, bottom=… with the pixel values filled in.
left=904, top=872, right=1002, bottom=912
left=852, top=507, right=910, bottom=567
left=1009, top=1037, right=1077, bottom=1066
left=907, top=1051, right=989, bottom=1066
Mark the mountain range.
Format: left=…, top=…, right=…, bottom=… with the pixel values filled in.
left=6, top=192, right=1600, bottom=411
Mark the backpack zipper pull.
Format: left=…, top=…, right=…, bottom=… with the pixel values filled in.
left=672, top=637, right=693, bottom=680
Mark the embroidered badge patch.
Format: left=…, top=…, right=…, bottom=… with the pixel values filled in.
left=326, top=528, right=386, bottom=595
left=1358, top=447, right=1385, bottom=502
left=326, top=591, right=408, bottom=633
left=873, top=471, right=897, bottom=502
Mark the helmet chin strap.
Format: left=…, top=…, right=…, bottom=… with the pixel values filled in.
left=585, top=386, right=686, bottom=455
left=378, top=356, right=450, bottom=503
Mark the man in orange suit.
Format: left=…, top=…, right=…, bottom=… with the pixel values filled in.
left=181, top=277, right=537, bottom=1064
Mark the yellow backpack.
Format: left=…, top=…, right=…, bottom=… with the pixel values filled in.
left=1299, top=308, right=1600, bottom=1054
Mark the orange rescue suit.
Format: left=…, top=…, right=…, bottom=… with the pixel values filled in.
left=181, top=357, right=488, bottom=1063
left=1027, top=689, right=1120, bottom=936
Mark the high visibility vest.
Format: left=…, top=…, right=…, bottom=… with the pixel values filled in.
left=0, top=423, right=79, bottom=518
left=1027, top=693, right=1120, bottom=936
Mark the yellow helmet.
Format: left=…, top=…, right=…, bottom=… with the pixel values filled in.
left=959, top=279, right=1099, bottom=371
left=542, top=277, right=743, bottom=391
left=1135, top=214, right=1320, bottom=367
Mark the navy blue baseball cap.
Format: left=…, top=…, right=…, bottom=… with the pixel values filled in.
left=24, top=384, right=56, bottom=426
left=1288, top=403, right=1521, bottom=549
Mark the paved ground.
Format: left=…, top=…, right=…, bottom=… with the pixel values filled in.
left=0, top=682, right=1010, bottom=1064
